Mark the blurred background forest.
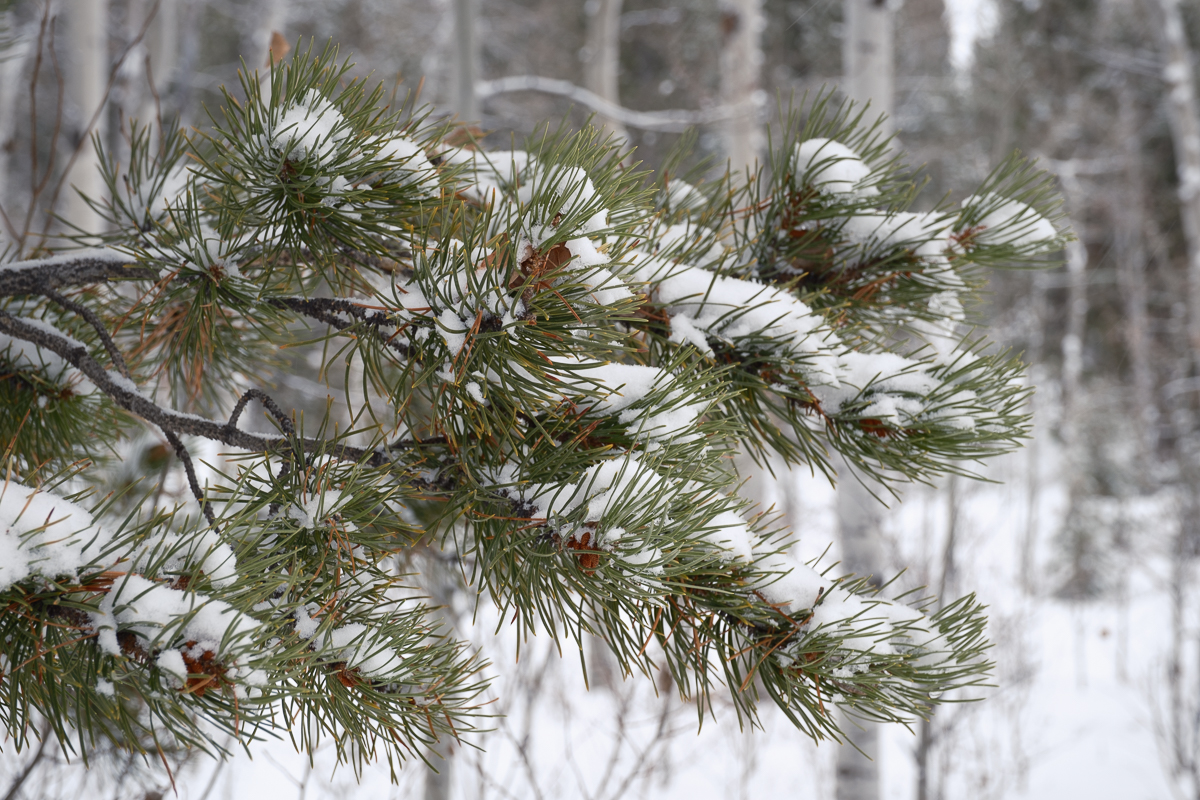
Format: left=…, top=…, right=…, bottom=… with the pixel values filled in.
left=1, top=0, right=1198, bottom=797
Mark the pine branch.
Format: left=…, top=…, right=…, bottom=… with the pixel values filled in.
left=0, top=44, right=1062, bottom=773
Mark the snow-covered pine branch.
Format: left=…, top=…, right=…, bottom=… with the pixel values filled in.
left=0, top=45, right=1062, bottom=774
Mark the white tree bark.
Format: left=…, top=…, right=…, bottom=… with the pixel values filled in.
left=834, top=5, right=893, bottom=778
left=1114, top=85, right=1150, bottom=683
left=1158, top=0, right=1200, bottom=365
left=835, top=473, right=884, bottom=800
left=107, top=0, right=178, bottom=187
left=583, top=0, right=628, bottom=145
left=843, top=0, right=894, bottom=138
left=0, top=10, right=32, bottom=221
left=139, top=0, right=178, bottom=125
left=1058, top=167, right=1092, bottom=597
left=1116, top=84, right=1156, bottom=464
left=421, top=551, right=462, bottom=800
left=451, top=0, right=479, bottom=121
left=61, top=0, right=108, bottom=234
left=245, top=0, right=286, bottom=70
left=718, top=0, right=764, bottom=176
left=1158, top=14, right=1200, bottom=790
left=915, top=475, right=960, bottom=800
left=1019, top=275, right=1049, bottom=596
left=1061, top=239, right=1088, bottom=473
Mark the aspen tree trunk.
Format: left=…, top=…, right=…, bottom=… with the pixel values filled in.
left=1155, top=0, right=1200, bottom=753
left=0, top=10, right=31, bottom=221
left=451, top=0, right=479, bottom=121
left=915, top=476, right=959, bottom=800
left=1158, top=0, right=1200, bottom=367
left=583, top=0, right=628, bottom=145
left=1156, top=0, right=1200, bottom=561
left=1050, top=158, right=1091, bottom=599
left=171, top=0, right=202, bottom=126
left=1060, top=210, right=1092, bottom=596
left=836, top=4, right=894, bottom=795
left=1114, top=84, right=1149, bottom=683
left=835, top=473, right=883, bottom=800
left=1019, top=274, right=1049, bottom=598
left=843, top=0, right=894, bottom=138
left=61, top=0, right=108, bottom=234
left=718, top=0, right=763, bottom=176
left=1116, top=84, right=1156, bottom=463
left=110, top=0, right=177, bottom=191
left=245, top=0, right=286, bottom=71
left=422, top=551, right=461, bottom=800
left=139, top=0, right=178, bottom=125
left=1061, top=240, right=1087, bottom=472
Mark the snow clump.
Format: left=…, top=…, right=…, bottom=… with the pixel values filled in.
left=318, top=623, right=405, bottom=679
left=961, top=193, right=1059, bottom=249
left=269, top=90, right=351, bottom=163
left=0, top=482, right=114, bottom=591
left=91, top=574, right=267, bottom=693
left=375, top=135, right=440, bottom=195
left=627, top=244, right=842, bottom=385
left=794, top=138, right=878, bottom=197
left=287, top=489, right=354, bottom=531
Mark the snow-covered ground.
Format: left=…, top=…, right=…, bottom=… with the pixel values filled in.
left=2, top=427, right=1188, bottom=799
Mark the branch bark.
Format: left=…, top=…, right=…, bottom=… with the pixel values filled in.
left=0, top=252, right=153, bottom=296
left=266, top=296, right=412, bottom=360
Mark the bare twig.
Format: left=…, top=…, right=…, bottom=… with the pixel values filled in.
left=266, top=296, right=412, bottom=360
left=476, top=75, right=732, bottom=133
left=0, top=309, right=389, bottom=467
left=42, top=287, right=130, bottom=378
left=162, top=428, right=215, bottom=525
left=1, top=724, right=52, bottom=800
left=227, top=387, right=296, bottom=436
